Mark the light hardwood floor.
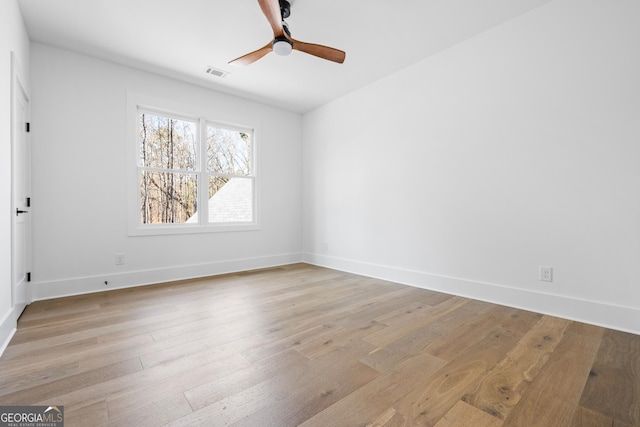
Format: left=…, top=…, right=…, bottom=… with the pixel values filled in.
left=1, top=264, right=638, bottom=426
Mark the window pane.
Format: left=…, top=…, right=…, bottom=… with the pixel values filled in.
left=139, top=113, right=198, bottom=171
left=206, top=176, right=253, bottom=223
left=139, top=171, right=198, bottom=224
left=207, top=125, right=251, bottom=175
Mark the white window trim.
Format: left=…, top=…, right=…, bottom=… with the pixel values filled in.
left=127, top=92, right=260, bottom=236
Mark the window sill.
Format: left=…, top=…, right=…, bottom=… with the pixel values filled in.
left=128, top=223, right=261, bottom=237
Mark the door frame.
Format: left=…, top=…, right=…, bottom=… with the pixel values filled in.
left=11, top=51, right=31, bottom=315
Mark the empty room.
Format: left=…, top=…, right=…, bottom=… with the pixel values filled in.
left=1, top=0, right=639, bottom=425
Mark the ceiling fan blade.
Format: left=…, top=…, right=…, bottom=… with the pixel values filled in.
left=228, top=42, right=273, bottom=66
left=230, top=1, right=346, bottom=66
left=291, top=38, right=346, bottom=64
left=258, top=0, right=286, bottom=38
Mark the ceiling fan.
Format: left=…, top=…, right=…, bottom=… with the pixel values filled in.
left=229, top=0, right=346, bottom=66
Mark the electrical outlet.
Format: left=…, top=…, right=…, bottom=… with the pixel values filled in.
left=115, top=253, right=125, bottom=265
left=539, top=266, right=553, bottom=282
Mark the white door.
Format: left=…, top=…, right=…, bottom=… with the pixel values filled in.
left=12, top=74, right=31, bottom=311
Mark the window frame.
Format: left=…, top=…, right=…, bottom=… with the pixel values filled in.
left=127, top=93, right=260, bottom=236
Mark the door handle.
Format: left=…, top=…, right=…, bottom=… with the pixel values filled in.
left=16, top=209, right=28, bottom=215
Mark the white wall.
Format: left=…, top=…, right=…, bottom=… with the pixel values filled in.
left=0, top=0, right=30, bottom=354
left=303, top=0, right=640, bottom=333
left=30, top=43, right=303, bottom=299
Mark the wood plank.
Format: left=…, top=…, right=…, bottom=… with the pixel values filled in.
left=232, top=350, right=381, bottom=426
left=107, top=392, right=194, bottom=427
left=294, top=320, right=385, bottom=359
left=502, top=331, right=600, bottom=426
left=434, top=401, right=503, bottom=427
left=33, top=349, right=250, bottom=410
left=63, top=400, right=109, bottom=427
left=105, top=337, right=273, bottom=417
left=0, top=358, right=143, bottom=405
left=0, top=360, right=80, bottom=395
left=182, top=349, right=309, bottom=412
left=567, top=321, right=605, bottom=339
left=372, top=292, right=453, bottom=326
left=329, top=287, right=437, bottom=330
left=364, top=407, right=409, bottom=427
left=7, top=303, right=174, bottom=350
left=578, top=329, right=640, bottom=426
left=363, top=296, right=471, bottom=348
left=241, top=323, right=338, bottom=362
left=392, top=325, right=523, bottom=426
left=299, top=351, right=447, bottom=426
left=256, top=286, right=417, bottom=344
left=462, top=315, right=571, bottom=420
left=173, top=346, right=381, bottom=427
left=360, top=299, right=494, bottom=372
left=4, top=306, right=219, bottom=358
left=423, top=306, right=541, bottom=362
left=570, top=406, right=629, bottom=427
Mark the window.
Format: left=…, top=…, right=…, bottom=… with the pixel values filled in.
left=139, top=113, right=198, bottom=225
left=129, top=97, right=257, bottom=235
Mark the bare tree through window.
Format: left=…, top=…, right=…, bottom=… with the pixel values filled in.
left=137, top=111, right=254, bottom=225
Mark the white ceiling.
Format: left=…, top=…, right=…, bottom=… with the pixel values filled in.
left=17, top=0, right=551, bottom=113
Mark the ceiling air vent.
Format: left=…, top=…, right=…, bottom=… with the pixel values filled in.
left=205, top=66, right=228, bottom=78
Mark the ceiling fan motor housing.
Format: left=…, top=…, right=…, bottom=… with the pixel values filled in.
left=273, top=35, right=293, bottom=56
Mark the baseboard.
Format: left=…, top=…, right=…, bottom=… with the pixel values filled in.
left=303, top=252, right=640, bottom=335
left=0, top=311, right=17, bottom=358
left=0, top=302, right=27, bottom=358
left=31, top=253, right=302, bottom=301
